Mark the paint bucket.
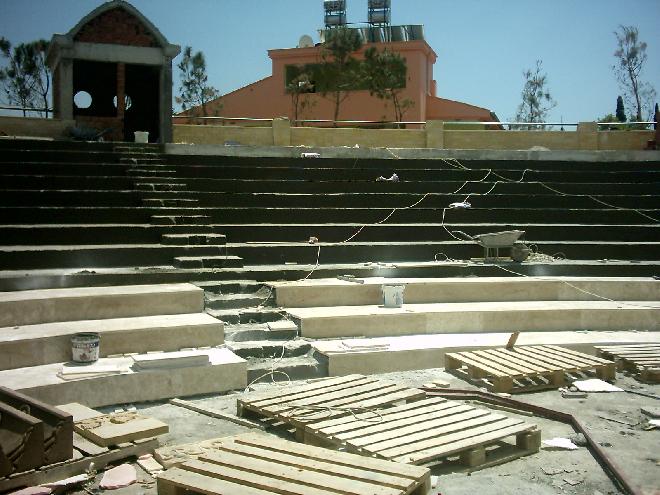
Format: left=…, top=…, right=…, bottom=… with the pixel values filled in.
left=382, top=284, right=405, bottom=308
left=71, top=332, right=100, bottom=363
left=134, top=131, right=149, bottom=143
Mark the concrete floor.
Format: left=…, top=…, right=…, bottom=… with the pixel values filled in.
left=68, top=368, right=660, bottom=495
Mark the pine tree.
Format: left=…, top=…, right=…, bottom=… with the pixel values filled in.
left=615, top=96, right=626, bottom=122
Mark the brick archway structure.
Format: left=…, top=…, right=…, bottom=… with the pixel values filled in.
left=47, top=1, right=180, bottom=143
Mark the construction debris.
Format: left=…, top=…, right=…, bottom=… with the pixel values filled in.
left=99, top=464, right=137, bottom=490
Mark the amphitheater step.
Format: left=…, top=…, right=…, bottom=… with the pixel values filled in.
left=270, top=276, right=660, bottom=308
left=0, top=283, right=204, bottom=327
left=207, top=307, right=283, bottom=325
left=0, top=347, right=246, bottom=407
left=152, top=215, right=211, bottom=225
left=174, top=255, right=244, bottom=269
left=311, top=330, right=660, bottom=376
left=205, top=293, right=269, bottom=310
left=161, top=233, right=227, bottom=245
left=0, top=312, right=224, bottom=370
left=287, top=300, right=660, bottom=339
left=134, top=182, right=187, bottom=192
left=142, top=198, right=199, bottom=207
left=228, top=340, right=311, bottom=360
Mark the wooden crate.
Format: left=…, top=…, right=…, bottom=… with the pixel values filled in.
left=156, top=432, right=430, bottom=495
left=303, top=396, right=540, bottom=469
left=595, top=344, right=660, bottom=383
left=237, top=374, right=425, bottom=439
left=445, top=345, right=616, bottom=393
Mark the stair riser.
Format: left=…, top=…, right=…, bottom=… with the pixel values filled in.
left=0, top=322, right=223, bottom=370
left=295, top=307, right=660, bottom=339
left=0, top=246, right=225, bottom=270
left=205, top=296, right=266, bottom=310
left=231, top=344, right=311, bottom=359
left=174, top=257, right=243, bottom=269
left=229, top=242, right=660, bottom=264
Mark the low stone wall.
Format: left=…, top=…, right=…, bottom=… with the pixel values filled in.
left=0, top=116, right=75, bottom=139
left=173, top=118, right=655, bottom=151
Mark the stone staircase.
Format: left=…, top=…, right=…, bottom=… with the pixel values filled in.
left=0, top=138, right=659, bottom=389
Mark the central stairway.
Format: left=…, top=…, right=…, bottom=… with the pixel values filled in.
left=0, top=138, right=658, bottom=387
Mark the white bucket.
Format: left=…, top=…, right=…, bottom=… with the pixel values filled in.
left=71, top=332, right=100, bottom=363
left=134, top=131, right=149, bottom=143
left=382, top=284, right=405, bottom=308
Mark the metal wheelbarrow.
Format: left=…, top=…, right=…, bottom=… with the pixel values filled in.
left=453, top=229, right=530, bottom=261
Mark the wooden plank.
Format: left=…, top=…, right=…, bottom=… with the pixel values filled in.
left=540, top=345, right=614, bottom=366
left=215, top=439, right=415, bottom=492
left=241, top=375, right=370, bottom=409
left=335, top=388, right=425, bottom=411
left=314, top=400, right=464, bottom=438
left=157, top=468, right=276, bottom=495
left=381, top=417, right=525, bottom=461
left=74, top=412, right=168, bottom=447
left=510, top=347, right=585, bottom=370
left=169, top=399, right=265, bottom=430
left=358, top=413, right=507, bottom=452
left=445, top=352, right=511, bottom=377
left=307, top=397, right=448, bottom=433
left=184, top=458, right=359, bottom=495
left=471, top=350, right=543, bottom=375
left=199, top=450, right=403, bottom=495
left=235, top=432, right=428, bottom=480
left=269, top=380, right=398, bottom=415
left=398, top=423, right=536, bottom=465
left=479, top=348, right=554, bottom=373
left=348, top=409, right=492, bottom=450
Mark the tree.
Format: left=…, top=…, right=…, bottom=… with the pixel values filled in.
left=514, top=60, right=556, bottom=130
left=319, top=27, right=363, bottom=125
left=176, top=46, right=220, bottom=119
left=362, top=47, right=414, bottom=126
left=615, top=95, right=626, bottom=122
left=286, top=70, right=315, bottom=123
left=0, top=37, right=51, bottom=117
left=613, top=25, right=656, bottom=122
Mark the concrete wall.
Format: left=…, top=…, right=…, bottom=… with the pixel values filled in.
left=0, top=116, right=75, bottom=139
left=173, top=119, right=654, bottom=151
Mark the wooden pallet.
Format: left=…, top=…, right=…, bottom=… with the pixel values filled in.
left=156, top=432, right=430, bottom=495
left=237, top=374, right=425, bottom=440
left=302, top=396, right=540, bottom=469
left=445, top=345, right=616, bottom=393
left=594, top=344, right=660, bottom=383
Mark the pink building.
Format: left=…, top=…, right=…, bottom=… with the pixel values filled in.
left=179, top=29, right=497, bottom=126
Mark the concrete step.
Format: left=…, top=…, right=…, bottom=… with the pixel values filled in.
left=0, top=224, right=225, bottom=245
left=169, top=223, right=660, bottom=243
left=142, top=198, right=199, bottom=207
left=311, top=330, right=660, bottom=376
left=205, top=292, right=269, bottom=310
left=2, top=175, right=135, bottom=190
left=228, top=340, right=311, bottom=360
left=170, top=178, right=660, bottom=195
left=0, top=163, right=131, bottom=176
left=161, top=233, right=227, bottom=246
left=0, top=283, right=204, bottom=327
left=0, top=347, right=246, bottom=407
left=1, top=205, right=656, bottom=225
left=134, top=182, right=187, bottom=192
left=0, top=190, right=142, bottom=207
left=157, top=165, right=660, bottom=183
left=287, top=300, right=660, bottom=339
left=174, top=255, right=244, bottom=269
left=126, top=169, right=176, bottom=177
left=226, top=240, right=660, bottom=265
left=0, top=244, right=225, bottom=269
left=174, top=192, right=660, bottom=210
left=161, top=152, right=659, bottom=172
left=246, top=354, right=326, bottom=383
left=224, top=321, right=298, bottom=342
left=271, top=276, right=660, bottom=308
left=0, top=312, right=224, bottom=370
left=193, top=280, right=264, bottom=295
left=152, top=215, right=211, bottom=225
left=207, top=307, right=283, bottom=325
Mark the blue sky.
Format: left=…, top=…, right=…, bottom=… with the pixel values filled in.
left=1, top=0, right=659, bottom=123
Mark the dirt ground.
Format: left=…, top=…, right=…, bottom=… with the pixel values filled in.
left=75, top=368, right=659, bottom=495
